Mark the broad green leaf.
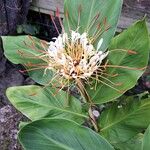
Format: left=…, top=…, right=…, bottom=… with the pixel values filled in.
left=2, top=36, right=45, bottom=64
left=87, top=19, right=150, bottom=104
left=114, top=134, right=143, bottom=150
left=99, top=97, right=150, bottom=144
left=119, top=124, right=150, bottom=150
left=6, top=85, right=87, bottom=123
left=64, top=0, right=123, bottom=51
left=19, top=118, right=114, bottom=150
left=142, top=124, right=150, bottom=150
left=2, top=36, right=53, bottom=85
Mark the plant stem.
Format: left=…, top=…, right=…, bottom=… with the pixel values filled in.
left=88, top=106, right=99, bottom=132
left=76, top=78, right=93, bottom=104
left=76, top=79, right=99, bottom=132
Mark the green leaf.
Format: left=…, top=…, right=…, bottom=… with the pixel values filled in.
left=64, top=0, right=123, bottom=51
left=2, top=36, right=53, bottom=85
left=114, top=134, right=143, bottom=150
left=99, top=97, right=150, bottom=144
left=117, top=124, right=150, bottom=150
left=6, top=85, right=87, bottom=123
left=142, top=124, right=150, bottom=150
left=19, top=118, right=114, bottom=150
left=19, top=121, right=30, bottom=129
left=17, top=24, right=40, bottom=35
left=2, top=36, right=43, bottom=64
left=118, top=125, right=150, bottom=150
left=87, top=19, right=150, bottom=104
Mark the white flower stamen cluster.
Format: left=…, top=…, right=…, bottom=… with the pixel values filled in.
left=47, top=31, right=108, bottom=80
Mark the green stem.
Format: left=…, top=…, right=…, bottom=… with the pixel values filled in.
left=89, top=106, right=99, bottom=132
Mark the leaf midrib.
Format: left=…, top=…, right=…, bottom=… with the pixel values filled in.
left=92, top=50, right=128, bottom=99
left=23, top=125, right=74, bottom=150
left=14, top=96, right=88, bottom=119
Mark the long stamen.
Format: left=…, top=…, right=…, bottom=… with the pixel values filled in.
left=17, top=50, right=46, bottom=57
left=50, top=13, right=60, bottom=35
left=97, top=70, right=119, bottom=77
left=110, top=49, right=137, bottom=55
left=100, top=65, right=146, bottom=70
left=91, top=18, right=110, bottom=43
left=97, top=74, right=122, bottom=86
left=42, top=73, right=62, bottom=91
left=17, top=50, right=49, bottom=63
left=24, top=62, right=48, bottom=67
left=40, top=40, right=48, bottom=51
left=19, top=66, right=47, bottom=73
left=91, top=28, right=105, bottom=43
left=27, top=36, right=48, bottom=53
left=91, top=76, right=122, bottom=93
left=65, top=10, right=71, bottom=32
left=23, top=40, right=48, bottom=55
left=54, top=80, right=70, bottom=96
left=56, top=7, right=65, bottom=33
left=86, top=13, right=100, bottom=33
left=91, top=22, right=101, bottom=41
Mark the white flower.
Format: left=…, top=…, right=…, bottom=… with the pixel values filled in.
left=47, top=31, right=108, bottom=80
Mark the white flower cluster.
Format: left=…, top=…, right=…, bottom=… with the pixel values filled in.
left=47, top=31, right=108, bottom=80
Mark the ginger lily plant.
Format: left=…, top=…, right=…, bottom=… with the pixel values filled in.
left=2, top=0, right=150, bottom=149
